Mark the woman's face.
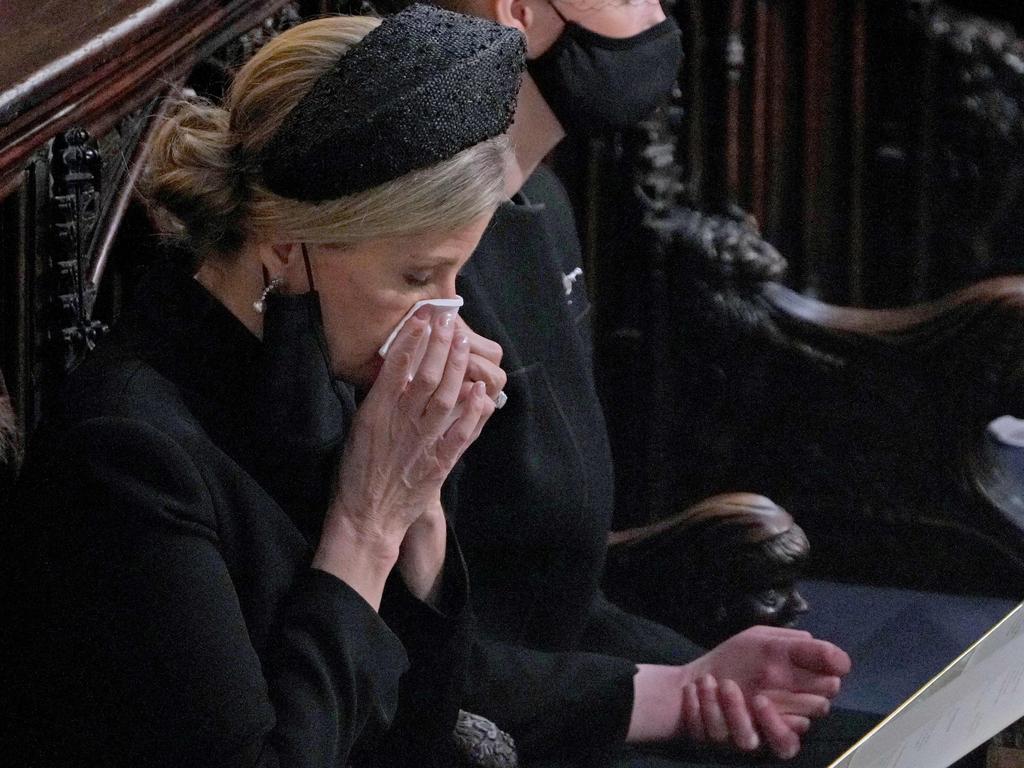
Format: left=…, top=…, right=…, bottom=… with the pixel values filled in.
left=298, top=214, right=493, bottom=386
left=523, top=0, right=668, bottom=58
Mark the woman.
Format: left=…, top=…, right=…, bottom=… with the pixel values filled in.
left=4, top=6, right=523, bottom=767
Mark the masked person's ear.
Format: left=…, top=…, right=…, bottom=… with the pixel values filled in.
left=490, top=0, right=532, bottom=31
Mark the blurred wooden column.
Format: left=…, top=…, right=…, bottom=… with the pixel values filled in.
left=800, top=0, right=854, bottom=302
left=691, top=0, right=868, bottom=304
left=686, top=0, right=968, bottom=307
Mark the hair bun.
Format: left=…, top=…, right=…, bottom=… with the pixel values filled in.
left=143, top=97, right=247, bottom=255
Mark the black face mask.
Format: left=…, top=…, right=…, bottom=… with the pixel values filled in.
left=253, top=250, right=356, bottom=540
left=527, top=5, right=683, bottom=135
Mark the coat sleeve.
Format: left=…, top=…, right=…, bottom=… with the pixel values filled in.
left=456, top=594, right=706, bottom=761
left=461, top=634, right=638, bottom=761
left=6, top=416, right=410, bottom=768
left=356, top=525, right=474, bottom=768
left=578, top=591, right=705, bottom=666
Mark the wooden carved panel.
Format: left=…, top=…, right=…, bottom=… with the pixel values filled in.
left=669, top=0, right=1024, bottom=307
left=0, top=0, right=300, bottom=443
left=563, top=18, right=1024, bottom=598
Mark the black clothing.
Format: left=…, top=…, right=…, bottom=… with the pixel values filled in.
left=5, top=265, right=471, bottom=768
left=455, top=166, right=870, bottom=768
left=528, top=707, right=880, bottom=768
left=526, top=14, right=683, bottom=136
left=454, top=166, right=703, bottom=763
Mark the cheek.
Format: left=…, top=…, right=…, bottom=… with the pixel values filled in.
left=529, top=24, right=563, bottom=58
left=318, top=287, right=408, bottom=381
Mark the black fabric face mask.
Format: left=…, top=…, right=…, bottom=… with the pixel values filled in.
left=526, top=6, right=683, bottom=135
left=252, top=253, right=357, bottom=540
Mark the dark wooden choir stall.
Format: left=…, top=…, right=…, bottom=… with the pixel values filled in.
left=3, top=0, right=1024, bottom=764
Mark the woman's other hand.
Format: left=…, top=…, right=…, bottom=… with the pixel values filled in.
left=628, top=666, right=762, bottom=754
left=393, top=316, right=504, bottom=604
left=455, top=316, right=506, bottom=401
left=397, top=499, right=447, bottom=604
left=314, top=306, right=495, bottom=608
left=627, top=627, right=849, bottom=759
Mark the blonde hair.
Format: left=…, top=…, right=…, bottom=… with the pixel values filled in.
left=144, top=16, right=509, bottom=260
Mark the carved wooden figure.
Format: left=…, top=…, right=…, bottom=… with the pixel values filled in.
left=607, top=494, right=810, bottom=648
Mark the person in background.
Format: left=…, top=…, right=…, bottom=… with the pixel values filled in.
left=401, top=0, right=871, bottom=765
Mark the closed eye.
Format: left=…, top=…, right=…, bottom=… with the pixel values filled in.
left=404, top=272, right=432, bottom=287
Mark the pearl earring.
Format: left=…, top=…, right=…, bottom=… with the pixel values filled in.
left=253, top=276, right=284, bottom=314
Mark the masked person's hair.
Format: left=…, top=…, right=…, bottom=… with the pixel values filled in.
left=143, top=15, right=517, bottom=261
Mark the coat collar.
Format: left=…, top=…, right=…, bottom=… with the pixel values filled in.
left=122, top=261, right=355, bottom=542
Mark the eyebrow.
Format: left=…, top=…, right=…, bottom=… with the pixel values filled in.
left=407, top=254, right=462, bottom=268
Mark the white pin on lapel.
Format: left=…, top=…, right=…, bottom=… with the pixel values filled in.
left=562, top=267, right=583, bottom=296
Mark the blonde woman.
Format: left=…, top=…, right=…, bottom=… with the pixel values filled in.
left=6, top=6, right=523, bottom=767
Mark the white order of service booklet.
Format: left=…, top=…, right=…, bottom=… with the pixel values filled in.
left=828, top=600, right=1024, bottom=768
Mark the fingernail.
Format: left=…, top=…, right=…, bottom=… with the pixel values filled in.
left=438, top=311, right=455, bottom=328
left=455, top=333, right=469, bottom=349
left=746, top=734, right=760, bottom=751
left=414, top=305, right=432, bottom=320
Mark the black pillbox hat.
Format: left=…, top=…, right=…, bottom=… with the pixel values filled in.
left=260, top=4, right=526, bottom=201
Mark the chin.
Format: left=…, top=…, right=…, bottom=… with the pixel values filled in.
left=338, top=355, right=384, bottom=390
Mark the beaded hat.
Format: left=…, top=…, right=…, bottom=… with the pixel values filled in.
left=260, top=4, right=526, bottom=201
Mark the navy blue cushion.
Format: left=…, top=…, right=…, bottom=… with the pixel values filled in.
left=796, top=579, right=1017, bottom=715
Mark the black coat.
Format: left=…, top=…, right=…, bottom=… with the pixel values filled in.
left=4, top=264, right=471, bottom=768
left=454, top=167, right=703, bottom=763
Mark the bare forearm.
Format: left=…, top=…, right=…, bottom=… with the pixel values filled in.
left=397, top=501, right=447, bottom=604
left=312, top=514, right=400, bottom=611
left=626, top=664, right=687, bottom=743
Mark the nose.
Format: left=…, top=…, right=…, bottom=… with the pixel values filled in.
left=440, top=276, right=459, bottom=300
left=786, top=591, right=810, bottom=623
left=575, top=0, right=667, bottom=39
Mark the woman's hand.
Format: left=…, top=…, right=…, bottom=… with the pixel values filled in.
left=627, top=627, right=849, bottom=759
left=313, top=307, right=495, bottom=608
left=455, top=316, right=506, bottom=401
left=397, top=499, right=447, bottom=605
left=681, top=626, right=849, bottom=759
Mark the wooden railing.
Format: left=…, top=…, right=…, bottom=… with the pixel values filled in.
left=0, top=0, right=303, bottom=441
left=0, top=0, right=299, bottom=198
